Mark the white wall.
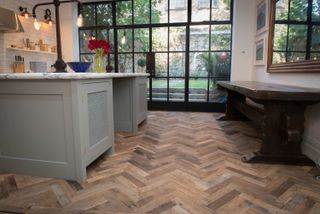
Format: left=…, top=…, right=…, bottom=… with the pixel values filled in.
left=241, top=0, right=320, bottom=164
left=231, top=0, right=256, bottom=81
left=0, top=0, right=56, bottom=73
left=60, top=3, right=80, bottom=72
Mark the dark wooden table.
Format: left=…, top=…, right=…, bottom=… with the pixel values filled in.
left=217, top=81, right=320, bottom=165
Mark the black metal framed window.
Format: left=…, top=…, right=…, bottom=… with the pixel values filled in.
left=272, top=0, right=320, bottom=64
left=79, top=0, right=233, bottom=111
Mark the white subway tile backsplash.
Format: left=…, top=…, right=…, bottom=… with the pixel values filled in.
left=0, top=0, right=57, bottom=73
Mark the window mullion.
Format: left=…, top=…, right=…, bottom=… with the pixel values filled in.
left=306, top=0, right=313, bottom=60
left=285, top=0, right=292, bottom=62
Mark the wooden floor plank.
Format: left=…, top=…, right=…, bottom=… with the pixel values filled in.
left=0, top=111, right=320, bottom=214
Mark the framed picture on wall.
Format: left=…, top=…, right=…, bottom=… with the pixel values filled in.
left=256, top=0, right=269, bottom=35
left=255, top=37, right=266, bottom=65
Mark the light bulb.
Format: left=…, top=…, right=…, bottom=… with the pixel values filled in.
left=24, top=13, right=29, bottom=19
left=77, top=14, right=83, bottom=27
left=121, top=35, right=126, bottom=45
left=49, top=20, right=53, bottom=26
left=33, top=18, right=41, bottom=30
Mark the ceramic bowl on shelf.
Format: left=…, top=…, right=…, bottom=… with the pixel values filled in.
left=67, top=62, right=92, bottom=73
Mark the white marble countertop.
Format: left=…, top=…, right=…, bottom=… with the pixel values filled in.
left=0, top=73, right=149, bottom=80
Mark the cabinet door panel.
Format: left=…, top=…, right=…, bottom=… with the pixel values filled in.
left=79, top=81, right=114, bottom=166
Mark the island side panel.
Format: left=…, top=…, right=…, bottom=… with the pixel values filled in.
left=113, top=77, right=148, bottom=133
left=0, top=80, right=77, bottom=180
left=113, top=78, right=135, bottom=132
left=135, top=77, right=148, bottom=125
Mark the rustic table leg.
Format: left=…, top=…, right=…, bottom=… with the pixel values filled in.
left=241, top=102, right=314, bottom=165
left=218, top=90, right=248, bottom=121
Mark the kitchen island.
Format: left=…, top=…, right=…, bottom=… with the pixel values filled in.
left=0, top=73, right=148, bottom=182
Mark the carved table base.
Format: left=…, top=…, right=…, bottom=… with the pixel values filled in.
left=221, top=90, right=315, bottom=166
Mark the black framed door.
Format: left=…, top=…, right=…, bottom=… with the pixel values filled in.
left=79, top=0, right=233, bottom=112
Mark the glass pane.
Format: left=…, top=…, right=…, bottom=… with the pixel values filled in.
left=312, top=26, right=320, bottom=51
left=211, top=25, right=232, bottom=51
left=134, top=0, right=150, bottom=24
left=97, top=4, right=112, bottom=26
left=134, top=54, right=147, bottom=73
left=118, top=54, right=133, bottom=73
left=289, top=0, right=308, bottom=22
left=118, top=29, right=133, bottom=52
left=80, top=54, right=94, bottom=63
left=287, top=52, right=306, bottom=62
left=169, top=53, right=185, bottom=77
left=311, top=52, right=320, bottom=60
left=190, top=25, right=209, bottom=51
left=169, top=0, right=188, bottom=22
left=189, top=52, right=209, bottom=78
left=152, top=27, right=168, bottom=51
left=134, top=28, right=149, bottom=52
left=152, top=78, right=167, bottom=101
left=97, top=29, right=114, bottom=52
left=209, top=78, right=227, bottom=103
left=80, top=54, right=94, bottom=72
left=312, top=0, right=320, bottom=21
left=155, top=53, right=168, bottom=77
left=152, top=0, right=168, bottom=23
left=288, top=25, right=308, bottom=51
left=210, top=52, right=231, bottom=79
left=169, top=78, right=185, bottom=102
left=82, top=4, right=96, bottom=27
left=79, top=30, right=95, bottom=53
left=273, top=24, right=288, bottom=51
left=272, top=52, right=287, bottom=64
left=169, top=27, right=186, bottom=51
left=276, top=0, right=289, bottom=20
left=116, top=1, right=132, bottom=25
left=192, top=0, right=210, bottom=22
left=189, top=78, right=208, bottom=102
left=211, top=0, right=231, bottom=21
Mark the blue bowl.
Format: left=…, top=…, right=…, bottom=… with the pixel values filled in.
left=67, top=62, right=92, bottom=73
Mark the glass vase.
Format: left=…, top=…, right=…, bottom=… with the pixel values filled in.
left=95, top=49, right=105, bottom=73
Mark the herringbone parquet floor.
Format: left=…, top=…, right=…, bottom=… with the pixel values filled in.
left=0, top=111, right=320, bottom=214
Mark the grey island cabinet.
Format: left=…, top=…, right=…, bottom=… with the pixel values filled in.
left=0, top=73, right=148, bottom=182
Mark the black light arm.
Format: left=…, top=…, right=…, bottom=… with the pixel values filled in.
left=32, top=0, right=82, bottom=17
left=32, top=2, right=53, bottom=18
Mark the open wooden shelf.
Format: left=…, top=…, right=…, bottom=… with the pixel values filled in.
left=7, top=47, right=56, bottom=55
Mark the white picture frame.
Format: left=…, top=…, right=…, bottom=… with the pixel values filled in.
left=256, top=0, right=269, bottom=36
left=255, top=37, right=267, bottom=66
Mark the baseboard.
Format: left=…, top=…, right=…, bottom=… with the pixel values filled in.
left=302, top=136, right=320, bottom=165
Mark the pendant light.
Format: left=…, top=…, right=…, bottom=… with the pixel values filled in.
left=33, top=18, right=41, bottom=30
left=121, top=30, right=126, bottom=45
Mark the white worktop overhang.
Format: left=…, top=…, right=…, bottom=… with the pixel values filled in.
left=0, top=73, right=149, bottom=80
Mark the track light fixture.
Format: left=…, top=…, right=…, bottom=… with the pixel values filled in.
left=19, top=6, right=32, bottom=19
left=44, top=9, right=54, bottom=26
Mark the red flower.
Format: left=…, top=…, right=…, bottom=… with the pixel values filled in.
left=88, top=39, right=111, bottom=55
